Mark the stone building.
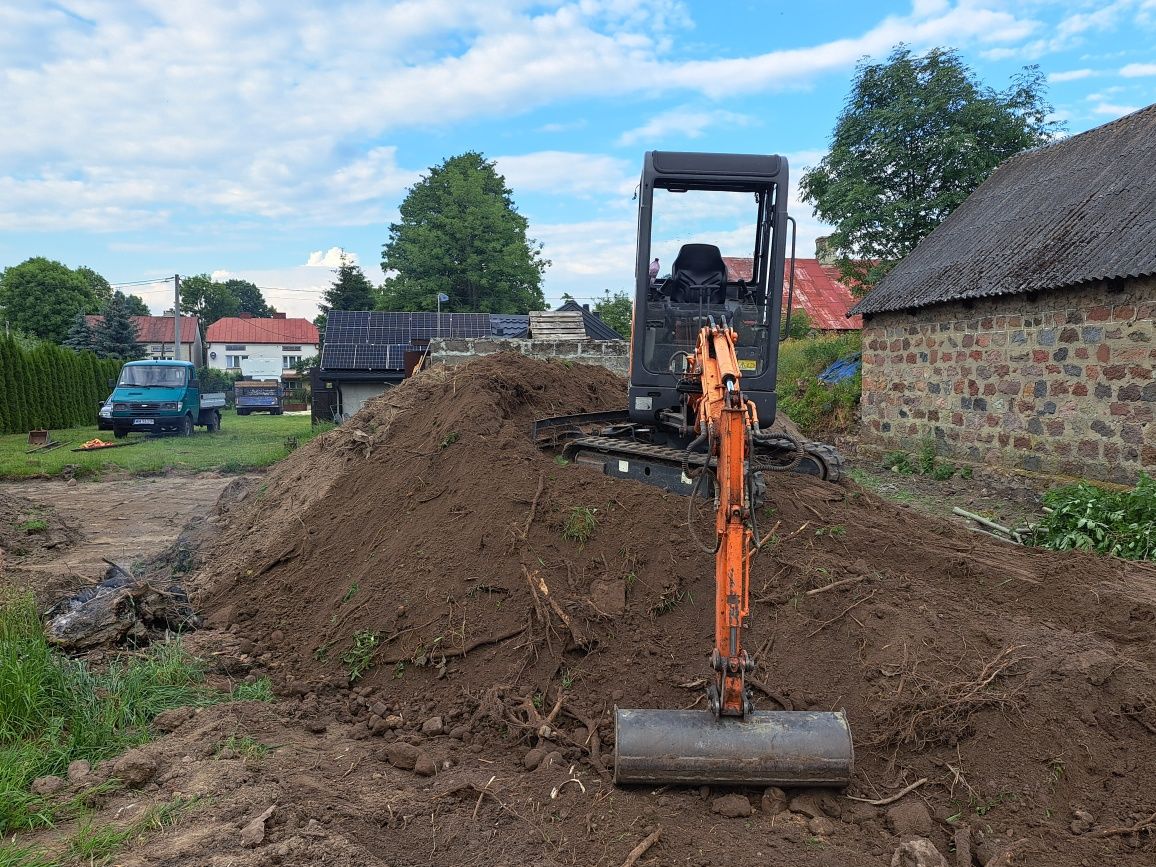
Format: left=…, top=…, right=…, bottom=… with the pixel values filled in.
left=850, top=104, right=1156, bottom=484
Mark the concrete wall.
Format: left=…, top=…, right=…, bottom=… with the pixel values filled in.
left=859, top=277, right=1155, bottom=484
left=339, top=382, right=389, bottom=418
left=429, top=338, right=629, bottom=376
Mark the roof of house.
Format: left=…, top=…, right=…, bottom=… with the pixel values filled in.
left=850, top=103, right=1156, bottom=317
left=721, top=258, right=862, bottom=330
left=556, top=299, right=624, bottom=340
left=206, top=317, right=319, bottom=344
left=85, top=315, right=200, bottom=343
left=489, top=314, right=530, bottom=338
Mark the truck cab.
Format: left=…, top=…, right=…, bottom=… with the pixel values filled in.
left=108, top=360, right=224, bottom=438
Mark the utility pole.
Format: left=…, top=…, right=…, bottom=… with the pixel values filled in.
left=173, top=274, right=181, bottom=361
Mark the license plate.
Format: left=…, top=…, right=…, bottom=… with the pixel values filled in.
left=134, top=418, right=155, bottom=425
left=737, top=359, right=757, bottom=371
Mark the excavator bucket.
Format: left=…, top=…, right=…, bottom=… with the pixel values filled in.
left=614, top=708, right=853, bottom=787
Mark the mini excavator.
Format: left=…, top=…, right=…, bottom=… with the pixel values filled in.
left=534, top=152, right=854, bottom=788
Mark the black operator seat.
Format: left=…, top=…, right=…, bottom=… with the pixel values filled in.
left=668, top=243, right=728, bottom=305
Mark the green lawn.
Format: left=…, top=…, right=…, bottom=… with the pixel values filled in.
left=0, top=411, right=326, bottom=479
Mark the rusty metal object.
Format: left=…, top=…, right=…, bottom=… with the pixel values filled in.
left=614, top=708, right=853, bottom=787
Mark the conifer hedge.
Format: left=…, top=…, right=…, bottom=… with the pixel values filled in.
left=0, top=336, right=122, bottom=434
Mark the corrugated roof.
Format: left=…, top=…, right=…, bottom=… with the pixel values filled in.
left=722, top=258, right=862, bottom=330
left=206, top=317, right=319, bottom=344
left=85, top=315, right=200, bottom=343
left=851, top=102, right=1156, bottom=316
left=557, top=300, right=625, bottom=340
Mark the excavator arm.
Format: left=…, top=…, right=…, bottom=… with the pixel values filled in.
left=689, top=319, right=757, bottom=718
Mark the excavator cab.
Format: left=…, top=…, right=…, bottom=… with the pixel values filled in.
left=630, top=151, right=786, bottom=429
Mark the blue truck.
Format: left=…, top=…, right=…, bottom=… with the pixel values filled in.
left=234, top=380, right=284, bottom=416
left=107, top=360, right=225, bottom=438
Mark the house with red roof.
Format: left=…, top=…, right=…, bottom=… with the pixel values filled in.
left=722, top=251, right=862, bottom=332
left=85, top=314, right=203, bottom=365
left=205, top=314, right=320, bottom=382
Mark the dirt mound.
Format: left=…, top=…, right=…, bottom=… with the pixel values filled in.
left=187, top=353, right=1156, bottom=865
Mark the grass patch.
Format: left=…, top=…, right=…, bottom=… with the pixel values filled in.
left=1034, top=473, right=1155, bottom=560
left=65, top=796, right=196, bottom=865
left=18, top=520, right=48, bottom=534
left=776, top=332, right=861, bottom=436
left=883, top=436, right=964, bottom=481
left=229, top=677, right=274, bottom=702
left=216, top=735, right=271, bottom=760
left=0, top=593, right=223, bottom=835
left=562, top=506, right=597, bottom=544
left=0, top=411, right=323, bottom=480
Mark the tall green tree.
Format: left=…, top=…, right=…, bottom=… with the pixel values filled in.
left=179, top=274, right=241, bottom=325
left=76, top=266, right=113, bottom=309
left=91, top=291, right=146, bottom=360
left=320, top=255, right=378, bottom=315
left=0, top=258, right=103, bottom=342
left=223, top=279, right=277, bottom=318
left=380, top=152, right=548, bottom=313
left=799, top=46, right=1061, bottom=291
left=123, top=294, right=150, bottom=316
left=592, top=290, right=632, bottom=338
left=63, top=313, right=96, bottom=352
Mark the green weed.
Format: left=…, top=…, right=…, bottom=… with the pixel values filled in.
left=651, top=589, right=692, bottom=616
left=1034, top=473, right=1155, bottom=560
left=340, top=582, right=360, bottom=604
left=67, top=797, right=195, bottom=864
left=216, top=735, right=271, bottom=760
left=562, top=506, right=597, bottom=544
left=439, top=431, right=460, bottom=449
left=342, top=631, right=379, bottom=682
left=776, top=333, right=862, bottom=436
left=18, top=520, right=47, bottom=534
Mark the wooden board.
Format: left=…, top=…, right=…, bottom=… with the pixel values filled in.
left=529, top=311, right=586, bottom=341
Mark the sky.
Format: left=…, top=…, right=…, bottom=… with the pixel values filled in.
left=2, top=0, right=1154, bottom=320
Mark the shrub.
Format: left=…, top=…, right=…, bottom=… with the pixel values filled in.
left=1035, top=474, right=1156, bottom=560
left=776, top=332, right=862, bottom=437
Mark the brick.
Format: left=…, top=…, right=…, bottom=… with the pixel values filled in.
left=1037, top=328, right=1057, bottom=346
left=1027, top=417, right=1043, bottom=434
left=1074, top=346, right=1089, bottom=359
left=1087, top=306, right=1111, bottom=321
left=1063, top=310, right=1083, bottom=325
left=1096, top=343, right=1111, bottom=363
left=962, top=334, right=975, bottom=348
left=1014, top=435, right=1031, bottom=449
left=1081, top=326, right=1104, bottom=343
left=1059, top=327, right=1080, bottom=343
left=1062, top=364, right=1083, bottom=377
left=1052, top=347, right=1069, bottom=362
left=983, top=382, right=997, bottom=396
left=1113, top=305, right=1135, bottom=320
left=1144, top=382, right=1156, bottom=401
left=1103, top=365, right=1127, bottom=381
left=1128, top=330, right=1152, bottom=343
left=1121, top=424, right=1143, bottom=445
left=1042, top=401, right=1057, bottom=415
left=1118, top=384, right=1143, bottom=401
left=1032, top=349, right=1049, bottom=362
left=1072, top=382, right=1089, bottom=397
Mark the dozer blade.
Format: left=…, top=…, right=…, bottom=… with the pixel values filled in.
left=614, top=708, right=853, bottom=787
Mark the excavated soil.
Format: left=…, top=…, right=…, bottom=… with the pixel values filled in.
left=17, top=353, right=1156, bottom=866
left=0, top=490, right=80, bottom=572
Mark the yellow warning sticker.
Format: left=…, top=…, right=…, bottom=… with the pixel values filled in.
left=737, top=359, right=757, bottom=371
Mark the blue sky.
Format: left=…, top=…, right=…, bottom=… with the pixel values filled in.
left=1, top=0, right=1154, bottom=319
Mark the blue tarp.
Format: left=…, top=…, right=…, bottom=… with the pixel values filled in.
left=817, top=353, right=861, bottom=384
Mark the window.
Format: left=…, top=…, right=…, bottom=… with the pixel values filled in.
left=282, top=345, right=302, bottom=352
left=225, top=344, right=247, bottom=351
left=226, top=354, right=248, bottom=368
left=283, top=355, right=302, bottom=369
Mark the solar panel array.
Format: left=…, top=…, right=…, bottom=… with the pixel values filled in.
left=321, top=311, right=492, bottom=370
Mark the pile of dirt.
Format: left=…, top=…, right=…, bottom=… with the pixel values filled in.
left=150, top=354, right=1156, bottom=865
left=0, top=490, right=80, bottom=569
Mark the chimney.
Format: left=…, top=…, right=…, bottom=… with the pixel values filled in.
left=815, top=236, right=836, bottom=266
left=272, top=312, right=287, bottom=319
left=238, top=312, right=253, bottom=319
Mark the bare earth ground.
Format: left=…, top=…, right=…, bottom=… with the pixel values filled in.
left=3, top=357, right=1156, bottom=867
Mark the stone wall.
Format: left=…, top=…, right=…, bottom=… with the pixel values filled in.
left=429, top=338, right=629, bottom=377
left=859, top=277, right=1155, bottom=483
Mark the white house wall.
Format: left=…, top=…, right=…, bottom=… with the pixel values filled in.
left=205, top=340, right=319, bottom=381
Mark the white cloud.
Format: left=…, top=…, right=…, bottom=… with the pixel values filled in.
left=494, top=152, right=636, bottom=198
left=305, top=247, right=356, bottom=267
left=1048, top=68, right=1096, bottom=82
left=0, top=0, right=1044, bottom=229
left=1120, top=62, right=1156, bottom=76
left=1091, top=101, right=1140, bottom=117
left=618, top=107, right=755, bottom=146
